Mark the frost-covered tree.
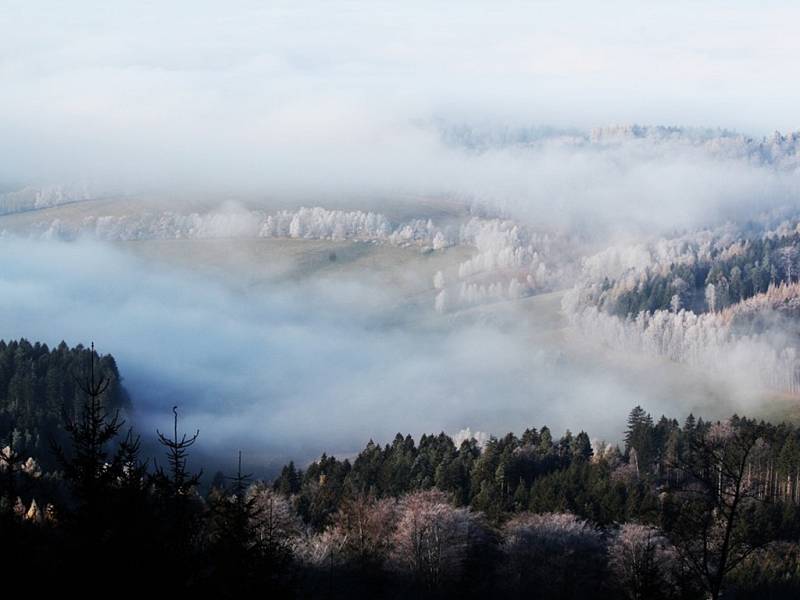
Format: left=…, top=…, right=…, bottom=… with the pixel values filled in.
left=391, top=489, right=482, bottom=590
left=609, top=523, right=678, bottom=600
left=434, top=289, right=448, bottom=314
left=501, top=512, right=606, bottom=598
left=705, top=282, right=717, bottom=312
left=247, top=482, right=301, bottom=556
left=330, top=494, right=396, bottom=568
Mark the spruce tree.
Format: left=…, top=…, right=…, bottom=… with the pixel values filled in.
left=151, top=405, right=202, bottom=560
left=207, top=451, right=264, bottom=593
left=51, top=343, right=124, bottom=526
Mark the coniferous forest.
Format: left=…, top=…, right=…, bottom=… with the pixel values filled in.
left=2, top=340, right=800, bottom=599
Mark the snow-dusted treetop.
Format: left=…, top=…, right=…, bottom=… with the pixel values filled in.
left=437, top=122, right=800, bottom=170
left=0, top=184, right=96, bottom=216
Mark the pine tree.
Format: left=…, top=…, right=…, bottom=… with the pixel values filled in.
left=684, top=413, right=696, bottom=432
left=625, top=406, right=654, bottom=472
left=572, top=431, right=593, bottom=462
left=521, top=427, right=539, bottom=447
left=114, top=428, right=152, bottom=537
left=51, top=343, right=125, bottom=525
left=117, top=429, right=148, bottom=495
left=538, top=426, right=553, bottom=455
left=226, top=451, right=256, bottom=533
left=207, top=451, right=264, bottom=593
left=274, top=461, right=300, bottom=496
left=512, top=478, right=529, bottom=511
left=151, top=405, right=202, bottom=557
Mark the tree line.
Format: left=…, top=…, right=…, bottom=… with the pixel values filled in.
left=2, top=339, right=800, bottom=598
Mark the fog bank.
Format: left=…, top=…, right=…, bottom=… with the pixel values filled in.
left=0, top=237, right=765, bottom=467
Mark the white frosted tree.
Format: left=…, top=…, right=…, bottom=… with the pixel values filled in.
left=330, top=495, right=397, bottom=567
left=501, top=512, right=606, bottom=596
left=293, top=528, right=348, bottom=569
left=391, top=490, right=483, bottom=590
left=670, top=293, right=681, bottom=313
left=246, top=482, right=302, bottom=552
left=609, top=523, right=677, bottom=600
left=434, top=290, right=448, bottom=314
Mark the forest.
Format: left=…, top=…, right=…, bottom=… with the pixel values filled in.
left=562, top=221, right=800, bottom=396
left=598, top=230, right=800, bottom=318
left=3, top=339, right=800, bottom=598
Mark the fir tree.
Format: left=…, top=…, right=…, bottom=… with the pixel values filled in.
left=206, top=451, right=265, bottom=594
left=51, top=343, right=125, bottom=524
left=151, top=405, right=202, bottom=559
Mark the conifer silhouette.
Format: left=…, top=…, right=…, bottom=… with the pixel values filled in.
left=152, top=405, right=202, bottom=561
left=51, top=343, right=124, bottom=522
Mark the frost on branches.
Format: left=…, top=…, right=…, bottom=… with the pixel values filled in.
left=390, top=490, right=487, bottom=589
left=500, top=512, right=605, bottom=596
left=561, top=218, right=800, bottom=394
left=14, top=204, right=574, bottom=314
left=566, top=275, right=800, bottom=394
left=0, top=185, right=95, bottom=216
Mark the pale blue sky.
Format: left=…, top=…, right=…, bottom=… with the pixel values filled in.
left=2, top=1, right=798, bottom=189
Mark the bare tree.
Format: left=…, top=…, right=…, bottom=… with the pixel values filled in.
left=668, top=417, right=771, bottom=600
left=501, top=512, right=606, bottom=598
left=331, top=493, right=396, bottom=568
left=247, top=482, right=301, bottom=554
left=609, top=523, right=678, bottom=600
left=391, top=489, right=481, bottom=590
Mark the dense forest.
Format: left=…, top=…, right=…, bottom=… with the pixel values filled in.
left=564, top=223, right=800, bottom=396
left=609, top=231, right=800, bottom=318
left=3, top=339, right=800, bottom=598
left=0, top=339, right=129, bottom=471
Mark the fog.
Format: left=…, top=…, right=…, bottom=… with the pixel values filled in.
left=2, top=2, right=800, bottom=468
left=0, top=236, right=756, bottom=469
left=3, top=1, right=800, bottom=213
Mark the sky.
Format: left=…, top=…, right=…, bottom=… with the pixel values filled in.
left=2, top=1, right=800, bottom=191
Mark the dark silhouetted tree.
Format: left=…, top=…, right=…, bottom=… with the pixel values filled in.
left=151, top=405, right=202, bottom=563
left=667, top=418, right=774, bottom=600
left=51, top=343, right=124, bottom=528
left=206, top=451, right=266, bottom=594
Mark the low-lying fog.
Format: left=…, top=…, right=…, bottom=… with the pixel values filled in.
left=0, top=235, right=766, bottom=470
